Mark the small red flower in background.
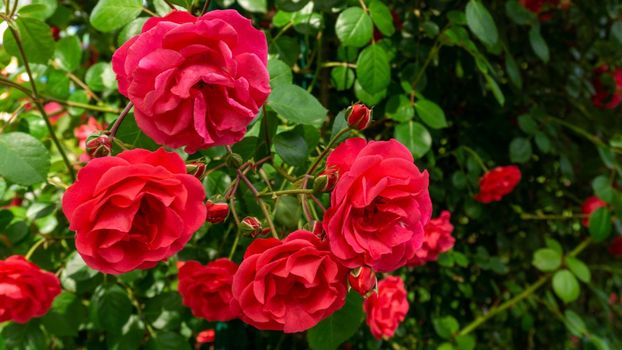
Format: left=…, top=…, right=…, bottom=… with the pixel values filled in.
left=62, top=148, right=206, bottom=274
left=609, top=293, right=618, bottom=305
left=519, top=0, right=559, bottom=13
left=196, top=329, right=215, bottom=344
left=0, top=255, right=61, bottom=323
left=474, top=165, right=521, bottom=203
left=591, top=65, right=622, bottom=109
left=363, top=276, right=409, bottom=339
left=205, top=201, right=229, bottom=223
left=24, top=102, right=67, bottom=125
left=609, top=236, right=622, bottom=257
left=409, top=210, right=455, bottom=266
left=581, top=196, right=606, bottom=227
left=231, top=230, right=348, bottom=333
left=74, top=116, right=106, bottom=162
left=178, top=259, right=239, bottom=321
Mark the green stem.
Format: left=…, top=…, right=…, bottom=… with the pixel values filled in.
left=25, top=239, right=46, bottom=260
left=109, top=102, right=134, bottom=139
left=259, top=189, right=314, bottom=197
left=236, top=169, right=279, bottom=239
left=546, top=116, right=605, bottom=147
left=459, top=146, right=489, bottom=172
left=45, top=96, right=121, bottom=113
left=456, top=238, right=592, bottom=336
left=8, top=26, right=76, bottom=181
left=520, top=212, right=586, bottom=220
left=306, top=127, right=351, bottom=176
left=321, top=62, right=356, bottom=68
left=142, top=7, right=157, bottom=16
left=270, top=22, right=293, bottom=44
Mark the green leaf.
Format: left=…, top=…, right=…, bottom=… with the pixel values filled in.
left=41, top=292, right=86, bottom=337
left=18, top=4, right=50, bottom=20
left=145, top=332, right=191, bottom=350
left=115, top=114, right=159, bottom=151
left=588, top=207, right=611, bottom=242
left=415, top=98, right=448, bottom=129
left=529, top=25, right=549, bottom=63
left=238, top=0, right=267, bottom=13
left=552, top=269, right=580, bottom=304
left=275, top=127, right=309, bottom=167
left=354, top=79, right=386, bottom=105
left=592, top=175, right=613, bottom=202
left=455, top=334, right=476, bottom=350
left=505, top=0, right=536, bottom=25
left=505, top=54, right=522, bottom=89
left=274, top=195, right=302, bottom=229
left=2, top=322, right=46, bottom=350
left=3, top=17, right=55, bottom=64
left=89, top=0, right=143, bottom=33
left=465, top=0, right=498, bottom=46
left=268, top=58, right=293, bottom=88
left=369, top=0, right=395, bottom=36
left=611, top=21, right=622, bottom=43
left=330, top=66, right=355, bottom=91
left=118, top=17, right=148, bottom=45
left=269, top=36, right=300, bottom=66
left=54, top=36, right=81, bottom=72
left=275, top=0, right=310, bottom=12
left=0, top=132, right=50, bottom=186
left=509, top=137, right=532, bottom=163
left=108, top=315, right=145, bottom=350
left=67, top=90, right=90, bottom=116
left=534, top=132, right=551, bottom=153
left=85, top=62, right=117, bottom=92
left=517, top=114, right=537, bottom=135
left=563, top=310, right=587, bottom=336
left=385, top=94, right=413, bottom=122
left=307, top=293, right=364, bottom=350
left=45, top=69, right=70, bottom=99
left=268, top=84, right=327, bottom=127
left=91, top=285, right=133, bottom=334
left=532, top=248, right=561, bottom=272
left=144, top=292, right=184, bottom=331
left=335, top=7, right=373, bottom=47
left=356, top=44, right=390, bottom=94
left=394, top=121, right=432, bottom=159
left=566, top=257, right=591, bottom=283
left=433, top=315, right=459, bottom=339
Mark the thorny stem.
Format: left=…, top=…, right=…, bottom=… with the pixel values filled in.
left=456, top=238, right=592, bottom=336
left=109, top=102, right=134, bottom=140
left=8, top=26, right=76, bottom=181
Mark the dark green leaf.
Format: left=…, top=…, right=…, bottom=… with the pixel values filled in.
left=275, top=0, right=310, bottom=12
left=369, top=0, right=395, bottom=36
left=563, top=310, right=587, bottom=336
left=356, top=44, right=390, bottom=94
left=592, top=175, right=613, bottom=202
left=0, top=132, right=50, bottom=185
left=509, top=137, right=532, bottom=163
left=465, top=0, right=498, bottom=46
left=115, top=114, right=159, bottom=151
left=268, top=84, right=327, bottom=127
left=335, top=7, right=373, bottom=48
left=91, top=285, right=133, bottom=334
left=505, top=0, right=536, bottom=25
left=41, top=292, right=87, bottom=337
left=307, top=293, right=364, bottom=350
left=386, top=94, right=414, bottom=122
left=3, top=17, right=55, bottom=64
left=275, top=128, right=309, bottom=166
left=145, top=332, right=191, bottom=350
left=588, top=207, right=611, bottom=242
left=529, top=25, right=549, bottom=63
left=415, top=98, right=448, bottom=129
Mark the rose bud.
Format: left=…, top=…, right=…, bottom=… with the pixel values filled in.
left=196, top=329, right=215, bottom=344
left=241, top=216, right=262, bottom=236
left=186, top=162, right=207, bottom=180
left=348, top=266, right=377, bottom=298
left=224, top=152, right=244, bottom=168
left=346, top=103, right=372, bottom=131
left=313, top=167, right=338, bottom=193
left=205, top=201, right=229, bottom=223
left=85, top=134, right=112, bottom=158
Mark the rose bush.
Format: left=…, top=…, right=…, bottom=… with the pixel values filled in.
left=0, top=0, right=621, bottom=349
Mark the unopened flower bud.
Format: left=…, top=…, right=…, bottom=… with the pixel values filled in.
left=85, top=134, right=112, bottom=158
left=313, top=167, right=338, bottom=193
left=205, top=201, right=229, bottom=223
left=346, top=103, right=372, bottom=130
left=224, top=152, right=243, bottom=168
left=241, top=216, right=262, bottom=237
left=348, top=266, right=377, bottom=298
left=186, top=162, right=206, bottom=180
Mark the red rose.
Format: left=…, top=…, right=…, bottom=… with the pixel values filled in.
left=581, top=196, right=607, bottom=227
left=363, top=276, right=409, bottom=339
left=205, top=200, right=230, bottom=223
left=178, top=259, right=239, bottom=321
left=519, top=0, right=559, bottom=14
left=0, top=256, right=61, bottom=323
left=348, top=266, right=377, bottom=297
left=322, top=138, right=432, bottom=272
left=196, top=329, right=216, bottom=343
left=112, top=10, right=270, bottom=153
left=62, top=148, right=206, bottom=274
left=231, top=230, right=348, bottom=333
left=408, top=210, right=455, bottom=266
left=346, top=103, right=372, bottom=131
left=591, top=65, right=622, bottom=109
left=474, top=165, right=521, bottom=203
left=609, top=236, right=622, bottom=257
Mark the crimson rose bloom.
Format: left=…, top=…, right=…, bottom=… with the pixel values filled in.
left=112, top=10, right=270, bottom=153
left=581, top=196, right=607, bottom=227
left=232, top=230, right=348, bottom=333
left=591, top=65, right=622, bottom=109
left=408, top=210, right=455, bottom=266
left=609, top=236, right=622, bottom=257
left=474, top=165, right=521, bottom=203
left=178, top=259, right=239, bottom=321
left=322, top=138, right=432, bottom=272
left=0, top=256, right=61, bottom=323
left=62, top=148, right=206, bottom=274
left=519, top=0, right=559, bottom=13
left=363, top=276, right=409, bottom=339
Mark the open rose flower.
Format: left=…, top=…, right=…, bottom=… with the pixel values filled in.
left=408, top=210, right=455, bottom=266
left=592, top=65, right=622, bottom=109
left=62, top=148, right=206, bottom=274
left=322, top=138, right=432, bottom=272
left=0, top=256, right=61, bottom=323
left=232, top=230, right=348, bottom=333
left=178, top=258, right=239, bottom=321
left=474, top=165, right=521, bottom=203
left=112, top=10, right=270, bottom=153
left=364, top=276, right=409, bottom=339
left=581, top=196, right=606, bottom=227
